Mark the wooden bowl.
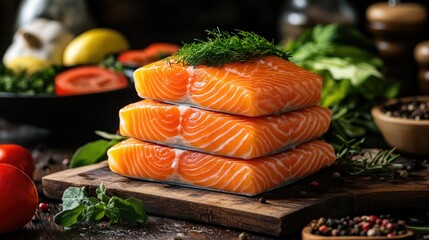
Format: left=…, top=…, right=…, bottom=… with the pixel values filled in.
left=302, top=226, right=414, bottom=240
left=371, top=96, right=429, bottom=157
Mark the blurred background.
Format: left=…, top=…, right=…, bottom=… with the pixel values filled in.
left=1, top=0, right=429, bottom=144
left=1, top=0, right=429, bottom=55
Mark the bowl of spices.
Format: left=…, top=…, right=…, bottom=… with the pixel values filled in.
left=302, top=215, right=414, bottom=239
left=371, top=96, right=429, bottom=156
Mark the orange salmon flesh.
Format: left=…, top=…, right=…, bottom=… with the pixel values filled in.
left=107, top=138, right=336, bottom=196
left=119, top=99, right=332, bottom=159
left=133, top=55, right=323, bottom=117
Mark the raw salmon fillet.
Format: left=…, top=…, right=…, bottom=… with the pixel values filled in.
left=107, top=138, right=336, bottom=196
left=119, top=99, right=332, bottom=159
left=133, top=55, right=322, bottom=117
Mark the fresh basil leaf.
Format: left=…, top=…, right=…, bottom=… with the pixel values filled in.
left=62, top=186, right=88, bottom=211
left=107, top=196, right=147, bottom=224
left=91, top=202, right=107, bottom=221
left=70, top=139, right=119, bottom=168
left=55, top=183, right=147, bottom=228
left=125, top=197, right=147, bottom=222
left=96, top=182, right=110, bottom=203
left=105, top=206, right=120, bottom=224
left=54, top=204, right=86, bottom=227
left=88, top=196, right=99, bottom=205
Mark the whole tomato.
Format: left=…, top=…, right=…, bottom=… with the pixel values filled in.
left=0, top=163, right=38, bottom=233
left=0, top=144, right=34, bottom=178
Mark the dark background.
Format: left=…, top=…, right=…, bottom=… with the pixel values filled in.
left=1, top=0, right=429, bottom=55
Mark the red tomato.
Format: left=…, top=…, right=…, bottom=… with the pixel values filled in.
left=55, top=66, right=129, bottom=96
left=0, top=144, right=34, bottom=178
left=117, top=42, right=180, bottom=67
left=0, top=164, right=38, bottom=233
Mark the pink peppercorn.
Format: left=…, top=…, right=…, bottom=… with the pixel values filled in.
left=39, top=202, right=49, bottom=212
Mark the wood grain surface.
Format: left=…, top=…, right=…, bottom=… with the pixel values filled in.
left=42, top=161, right=429, bottom=237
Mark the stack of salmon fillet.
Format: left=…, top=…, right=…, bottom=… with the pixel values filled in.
left=107, top=55, right=336, bottom=196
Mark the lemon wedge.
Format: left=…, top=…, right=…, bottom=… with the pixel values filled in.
left=63, top=28, right=129, bottom=66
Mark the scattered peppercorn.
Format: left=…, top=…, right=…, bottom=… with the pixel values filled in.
left=310, top=180, right=320, bottom=189
left=399, top=170, right=409, bottom=179
left=62, top=158, right=70, bottom=166
left=300, top=190, right=308, bottom=197
left=332, top=172, right=341, bottom=179
left=308, top=215, right=408, bottom=237
left=238, top=232, right=248, bottom=240
left=39, top=202, right=49, bottom=212
left=258, top=197, right=267, bottom=204
left=332, top=172, right=344, bottom=183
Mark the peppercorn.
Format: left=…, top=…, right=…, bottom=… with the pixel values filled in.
left=300, top=190, right=308, bottom=197
left=308, top=215, right=408, bottom=237
left=238, top=232, right=248, bottom=240
left=310, top=181, right=320, bottom=189
left=399, top=170, right=409, bottom=178
left=39, top=202, right=49, bottom=212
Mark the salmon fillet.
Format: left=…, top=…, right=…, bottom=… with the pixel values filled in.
left=133, top=55, right=322, bottom=117
left=119, top=99, right=331, bottom=159
left=107, top=138, right=336, bottom=196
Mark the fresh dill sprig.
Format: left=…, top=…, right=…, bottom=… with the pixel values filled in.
left=173, top=28, right=291, bottom=67
left=334, top=136, right=401, bottom=175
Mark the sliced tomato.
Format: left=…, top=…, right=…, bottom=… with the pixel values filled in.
left=55, top=66, right=129, bottom=96
left=118, top=42, right=180, bottom=67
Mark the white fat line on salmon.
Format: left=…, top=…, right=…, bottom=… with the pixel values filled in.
left=224, top=67, right=246, bottom=77
left=177, top=105, right=187, bottom=145
left=185, top=66, right=194, bottom=102
left=170, top=148, right=184, bottom=175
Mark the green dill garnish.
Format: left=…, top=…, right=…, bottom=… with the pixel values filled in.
left=173, top=28, right=290, bottom=67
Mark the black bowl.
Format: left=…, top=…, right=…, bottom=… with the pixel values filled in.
left=0, top=87, right=140, bottom=133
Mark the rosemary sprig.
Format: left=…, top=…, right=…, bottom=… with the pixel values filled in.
left=173, top=28, right=291, bottom=67
left=334, top=136, right=401, bottom=175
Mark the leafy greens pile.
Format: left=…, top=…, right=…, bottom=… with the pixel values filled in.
left=0, top=63, right=57, bottom=94
left=285, top=24, right=399, bottom=140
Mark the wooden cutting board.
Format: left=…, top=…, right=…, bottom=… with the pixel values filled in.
left=42, top=161, right=429, bottom=237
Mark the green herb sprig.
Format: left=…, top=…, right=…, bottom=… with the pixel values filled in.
left=54, top=183, right=147, bottom=227
left=174, top=28, right=291, bottom=67
left=334, top=136, right=401, bottom=175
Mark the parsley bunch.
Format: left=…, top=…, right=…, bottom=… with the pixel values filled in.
left=54, top=183, right=146, bottom=227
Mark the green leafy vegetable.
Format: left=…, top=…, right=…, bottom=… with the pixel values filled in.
left=0, top=63, right=58, bottom=94
left=174, top=28, right=291, bottom=67
left=285, top=24, right=402, bottom=175
left=69, top=131, right=127, bottom=168
left=285, top=24, right=399, bottom=140
left=54, top=183, right=147, bottom=227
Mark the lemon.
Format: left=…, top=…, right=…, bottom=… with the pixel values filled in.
left=4, top=56, right=51, bottom=74
left=63, top=28, right=129, bottom=66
